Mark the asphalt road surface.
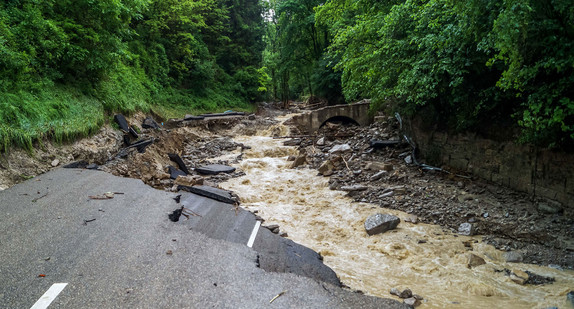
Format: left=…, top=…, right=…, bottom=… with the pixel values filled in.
left=0, top=168, right=406, bottom=308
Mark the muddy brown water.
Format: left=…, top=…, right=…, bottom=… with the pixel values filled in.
left=218, top=118, right=574, bottom=308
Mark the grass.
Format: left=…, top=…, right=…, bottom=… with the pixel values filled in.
left=0, top=85, right=104, bottom=153
left=0, top=76, right=255, bottom=153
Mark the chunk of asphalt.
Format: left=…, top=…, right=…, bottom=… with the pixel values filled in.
left=168, top=153, right=190, bottom=175
left=255, top=227, right=341, bottom=287
left=183, top=115, right=205, bottom=121
left=141, top=116, right=160, bottom=129
left=126, top=139, right=154, bottom=153
left=86, top=163, right=99, bottom=170
left=177, top=185, right=237, bottom=204
left=198, top=112, right=246, bottom=117
left=128, top=127, right=139, bottom=139
left=114, top=114, right=130, bottom=132
left=168, top=166, right=187, bottom=179
left=195, top=164, right=236, bottom=175
left=63, top=161, right=89, bottom=169
left=123, top=135, right=131, bottom=146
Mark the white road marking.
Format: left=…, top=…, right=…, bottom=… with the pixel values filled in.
left=247, top=221, right=261, bottom=248
left=30, top=283, right=68, bottom=309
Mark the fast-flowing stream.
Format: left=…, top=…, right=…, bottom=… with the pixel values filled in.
left=219, top=118, right=574, bottom=308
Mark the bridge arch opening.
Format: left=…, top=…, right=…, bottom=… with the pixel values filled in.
left=319, top=116, right=360, bottom=129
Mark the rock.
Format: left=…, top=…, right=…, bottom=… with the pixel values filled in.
left=537, top=201, right=563, bottom=214
left=177, top=185, right=238, bottom=204
left=329, top=144, right=351, bottom=154
left=51, top=159, right=60, bottom=167
left=382, top=163, right=394, bottom=172
left=390, top=288, right=401, bottom=297
left=287, top=156, right=296, bottom=161
left=168, top=166, right=187, bottom=179
left=364, top=213, right=400, bottom=235
left=196, top=164, right=236, bottom=175
left=510, top=269, right=529, bottom=285
left=340, top=185, right=368, bottom=192
left=174, top=175, right=204, bottom=187
left=404, top=155, right=413, bottom=165
left=504, top=251, right=524, bottom=263
left=142, top=116, right=160, bottom=129
left=458, top=222, right=475, bottom=236
left=467, top=253, right=486, bottom=268
left=404, top=297, right=420, bottom=307
left=567, top=291, right=574, bottom=305
left=328, top=180, right=339, bottom=190
left=290, top=155, right=307, bottom=168
left=316, top=137, right=325, bottom=146
left=272, top=228, right=280, bottom=234
left=248, top=114, right=256, bottom=120
left=399, top=289, right=413, bottom=299
left=404, top=215, right=418, bottom=224
left=266, top=224, right=279, bottom=231
left=370, top=171, right=387, bottom=181
left=366, top=162, right=386, bottom=171
left=283, top=139, right=301, bottom=146
left=318, top=160, right=335, bottom=176
left=413, top=294, right=423, bottom=300
left=391, top=186, right=406, bottom=195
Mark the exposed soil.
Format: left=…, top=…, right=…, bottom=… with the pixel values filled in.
left=2, top=103, right=572, bottom=270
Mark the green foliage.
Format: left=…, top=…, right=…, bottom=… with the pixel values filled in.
left=0, top=0, right=264, bottom=152
left=311, top=0, right=573, bottom=148
left=263, top=0, right=343, bottom=104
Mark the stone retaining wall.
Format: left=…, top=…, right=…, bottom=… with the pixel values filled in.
left=409, top=119, right=574, bottom=209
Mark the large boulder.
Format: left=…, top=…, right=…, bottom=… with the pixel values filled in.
left=364, top=213, right=400, bottom=235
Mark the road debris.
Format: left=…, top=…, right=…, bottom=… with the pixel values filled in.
left=88, top=192, right=123, bottom=200
left=83, top=218, right=96, bottom=225
left=32, top=192, right=49, bottom=203
left=269, top=291, right=286, bottom=304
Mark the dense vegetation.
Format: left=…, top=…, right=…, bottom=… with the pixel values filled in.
left=0, top=0, right=264, bottom=152
left=266, top=0, right=573, bottom=148
left=1, top=0, right=572, bottom=151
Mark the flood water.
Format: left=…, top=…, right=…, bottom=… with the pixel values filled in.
left=219, top=120, right=574, bottom=308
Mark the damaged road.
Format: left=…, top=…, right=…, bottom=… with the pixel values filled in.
left=0, top=168, right=406, bottom=309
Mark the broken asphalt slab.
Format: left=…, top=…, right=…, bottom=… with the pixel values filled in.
left=195, top=164, right=236, bottom=175
left=0, top=168, right=407, bottom=309
left=177, top=185, right=237, bottom=204
left=168, top=166, right=187, bottom=179
left=177, top=192, right=341, bottom=287
left=168, top=153, right=190, bottom=175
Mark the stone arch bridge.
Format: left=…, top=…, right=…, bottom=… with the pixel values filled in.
left=288, top=101, right=372, bottom=134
